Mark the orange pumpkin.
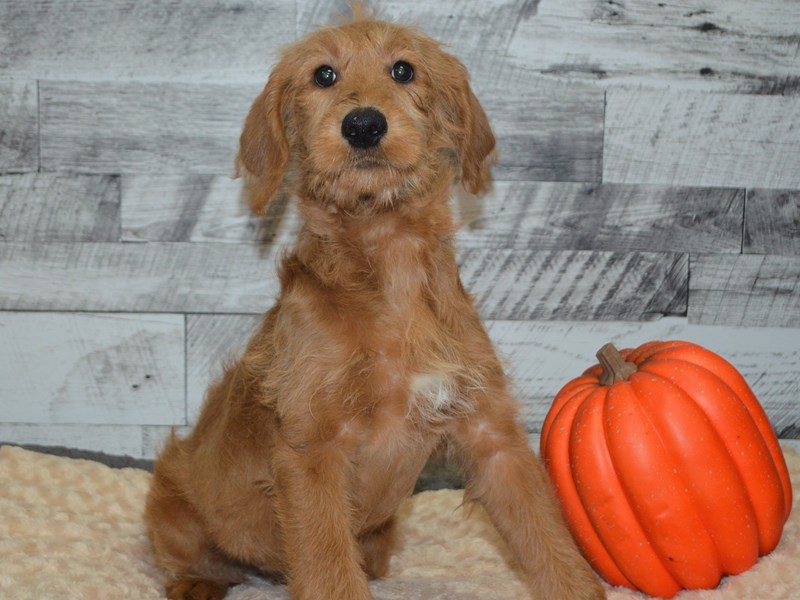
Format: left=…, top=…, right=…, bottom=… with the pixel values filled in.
left=540, top=341, right=793, bottom=598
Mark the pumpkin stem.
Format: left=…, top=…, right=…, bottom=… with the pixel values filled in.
left=596, top=343, right=638, bottom=385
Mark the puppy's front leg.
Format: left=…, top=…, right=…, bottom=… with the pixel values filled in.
left=450, top=393, right=606, bottom=600
left=273, top=431, right=374, bottom=600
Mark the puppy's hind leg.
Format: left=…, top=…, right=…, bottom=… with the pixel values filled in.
left=145, top=466, right=246, bottom=600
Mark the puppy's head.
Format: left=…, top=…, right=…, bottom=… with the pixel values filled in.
left=237, top=15, right=496, bottom=214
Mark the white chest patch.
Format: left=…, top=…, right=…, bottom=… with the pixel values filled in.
left=408, top=373, right=468, bottom=422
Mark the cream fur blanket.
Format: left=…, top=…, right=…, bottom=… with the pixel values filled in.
left=1, top=445, right=797, bottom=600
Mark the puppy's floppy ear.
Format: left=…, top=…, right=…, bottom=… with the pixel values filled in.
left=236, top=66, right=290, bottom=215
left=434, top=54, right=497, bottom=196
left=456, top=87, right=496, bottom=195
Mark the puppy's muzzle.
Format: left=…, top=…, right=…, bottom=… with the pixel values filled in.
left=342, top=107, right=387, bottom=149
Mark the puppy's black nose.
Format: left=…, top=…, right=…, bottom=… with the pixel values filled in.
left=341, top=107, right=387, bottom=149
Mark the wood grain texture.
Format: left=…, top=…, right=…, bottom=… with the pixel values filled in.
left=39, top=78, right=602, bottom=181
left=0, top=80, right=38, bottom=172
left=0, top=242, right=281, bottom=313
left=0, top=312, right=184, bottom=425
left=0, top=0, right=294, bottom=83
left=458, top=182, right=744, bottom=252
left=0, top=243, right=686, bottom=321
left=186, top=314, right=261, bottom=422
left=300, top=1, right=800, bottom=95
left=458, top=249, right=688, bottom=321
left=39, top=81, right=260, bottom=174
left=122, top=175, right=299, bottom=244
left=603, top=90, right=800, bottom=189
left=0, top=424, right=147, bottom=458
left=744, top=189, right=800, bottom=255
left=690, top=254, right=800, bottom=327
left=299, top=0, right=540, bottom=82
left=121, top=178, right=741, bottom=252
left=486, top=317, right=800, bottom=438
left=505, top=0, right=800, bottom=94
left=0, top=174, right=120, bottom=241
left=565, top=0, right=800, bottom=37
left=483, top=81, right=604, bottom=181
left=143, top=425, right=191, bottom=459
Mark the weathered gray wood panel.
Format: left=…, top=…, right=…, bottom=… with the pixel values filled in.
left=0, top=424, right=147, bottom=458
left=459, top=182, right=744, bottom=252
left=39, top=79, right=602, bottom=180
left=690, top=254, right=800, bottom=327
left=566, top=0, right=800, bottom=38
left=484, top=82, right=604, bottom=181
left=299, top=0, right=540, bottom=84
left=122, top=178, right=740, bottom=253
left=744, top=189, right=800, bottom=256
left=143, top=425, right=192, bottom=459
left=301, top=1, right=800, bottom=94
left=0, top=174, right=120, bottom=241
left=0, top=312, right=184, bottom=425
left=187, top=314, right=261, bottom=421
left=0, top=243, right=687, bottom=321
left=0, top=80, right=38, bottom=172
left=0, top=243, right=281, bottom=313
left=487, top=317, right=800, bottom=438
left=459, top=250, right=687, bottom=321
left=505, top=1, right=800, bottom=94
left=604, top=90, right=800, bottom=189
left=121, top=175, right=295, bottom=244
left=0, top=0, right=294, bottom=83
left=39, top=81, right=260, bottom=174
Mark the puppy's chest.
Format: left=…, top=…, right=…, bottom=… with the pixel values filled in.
left=370, top=353, right=469, bottom=424
left=353, top=370, right=463, bottom=505
left=407, top=372, right=467, bottom=423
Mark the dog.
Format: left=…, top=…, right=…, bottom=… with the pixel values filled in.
left=145, top=10, right=607, bottom=600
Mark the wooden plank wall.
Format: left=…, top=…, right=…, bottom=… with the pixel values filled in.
left=1, top=0, right=799, bottom=457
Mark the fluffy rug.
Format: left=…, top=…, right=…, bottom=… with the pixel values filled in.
left=0, top=445, right=797, bottom=600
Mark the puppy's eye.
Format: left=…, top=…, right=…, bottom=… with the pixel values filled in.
left=314, top=65, right=337, bottom=88
left=391, top=61, right=414, bottom=83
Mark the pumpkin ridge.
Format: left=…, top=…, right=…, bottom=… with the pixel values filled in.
left=545, top=387, right=634, bottom=588
left=573, top=386, right=674, bottom=594
left=597, top=381, right=686, bottom=595
left=630, top=370, right=760, bottom=576
left=540, top=380, right=596, bottom=452
left=641, top=358, right=785, bottom=556
left=645, top=346, right=792, bottom=525
left=627, top=340, right=693, bottom=365
left=604, top=377, right=719, bottom=591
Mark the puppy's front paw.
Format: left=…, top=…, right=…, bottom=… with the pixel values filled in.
left=166, top=578, right=230, bottom=600
left=562, top=574, right=607, bottom=600
left=584, top=580, right=608, bottom=600
left=539, top=562, right=607, bottom=600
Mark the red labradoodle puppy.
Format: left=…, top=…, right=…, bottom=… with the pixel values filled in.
left=146, top=11, right=606, bottom=600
